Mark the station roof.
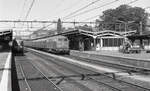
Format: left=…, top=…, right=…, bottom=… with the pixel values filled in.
left=59, top=29, right=136, bottom=38
left=127, top=34, right=150, bottom=40
left=59, top=29, right=96, bottom=38
left=127, top=31, right=150, bottom=40
left=0, top=30, right=12, bottom=42
left=28, top=29, right=137, bottom=40
left=0, top=30, right=12, bottom=36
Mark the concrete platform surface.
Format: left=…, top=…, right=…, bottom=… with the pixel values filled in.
left=28, top=48, right=150, bottom=89
left=84, top=51, right=150, bottom=61
left=0, top=52, right=11, bottom=91
left=0, top=52, right=10, bottom=81
left=70, top=50, right=150, bottom=69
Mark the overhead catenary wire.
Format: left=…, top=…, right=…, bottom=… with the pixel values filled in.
left=41, top=0, right=87, bottom=30
left=35, top=0, right=66, bottom=30
left=20, top=0, right=35, bottom=31
left=63, top=0, right=119, bottom=20
left=81, top=0, right=140, bottom=22
left=82, top=14, right=101, bottom=22
left=19, top=0, right=28, bottom=19
left=62, top=0, right=102, bottom=19
left=127, top=0, right=139, bottom=5
left=39, top=0, right=118, bottom=30
left=24, top=0, right=35, bottom=20
left=38, top=23, right=54, bottom=30
left=29, top=0, right=136, bottom=30
left=28, top=0, right=140, bottom=30
left=55, top=0, right=84, bottom=16
left=61, top=0, right=84, bottom=12
left=18, top=0, right=28, bottom=31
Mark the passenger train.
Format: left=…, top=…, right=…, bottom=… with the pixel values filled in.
left=24, top=35, right=70, bottom=54
left=12, top=39, right=24, bottom=54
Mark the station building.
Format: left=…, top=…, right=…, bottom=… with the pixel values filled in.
left=59, top=29, right=136, bottom=51
left=0, top=30, right=13, bottom=50
left=127, top=31, right=150, bottom=50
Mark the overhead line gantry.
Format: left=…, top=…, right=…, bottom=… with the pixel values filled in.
left=0, top=20, right=96, bottom=24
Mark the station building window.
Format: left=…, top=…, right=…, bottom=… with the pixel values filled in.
left=103, top=38, right=123, bottom=47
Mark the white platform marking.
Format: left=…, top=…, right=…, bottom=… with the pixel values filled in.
left=0, top=52, right=11, bottom=91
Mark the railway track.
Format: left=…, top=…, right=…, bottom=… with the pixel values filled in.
left=16, top=56, right=63, bottom=91
left=64, top=55, right=150, bottom=75
left=19, top=64, right=31, bottom=91
left=29, top=50, right=150, bottom=91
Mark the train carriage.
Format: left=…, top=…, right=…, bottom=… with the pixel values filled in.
left=12, top=39, right=24, bottom=54
left=24, top=35, right=69, bottom=54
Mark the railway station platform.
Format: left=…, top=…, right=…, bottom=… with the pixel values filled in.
left=70, top=50, right=150, bottom=69
left=0, top=52, right=12, bottom=91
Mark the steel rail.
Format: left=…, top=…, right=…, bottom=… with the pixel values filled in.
left=32, top=51, right=144, bottom=91
left=88, top=77, right=121, bottom=91
left=92, top=72, right=150, bottom=91
left=19, top=64, right=32, bottom=91
left=30, top=51, right=123, bottom=91
left=34, top=53, right=122, bottom=91
left=41, top=54, right=132, bottom=91
left=28, top=61, right=63, bottom=91
left=65, top=55, right=150, bottom=90
left=68, top=55, right=150, bottom=74
left=27, top=49, right=150, bottom=91
left=39, top=52, right=150, bottom=91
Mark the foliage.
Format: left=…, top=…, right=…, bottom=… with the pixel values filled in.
left=99, top=5, right=148, bottom=33
left=75, top=24, right=93, bottom=31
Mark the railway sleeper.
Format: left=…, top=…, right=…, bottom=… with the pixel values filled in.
left=103, top=72, right=117, bottom=79
left=56, top=77, right=65, bottom=85
left=54, top=73, right=117, bottom=85
left=50, top=72, right=119, bottom=83
left=129, top=67, right=150, bottom=75
left=138, top=69, right=150, bottom=75
left=49, top=73, right=102, bottom=79
left=73, top=55, right=150, bottom=75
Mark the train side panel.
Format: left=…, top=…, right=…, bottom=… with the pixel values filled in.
left=24, top=35, right=70, bottom=54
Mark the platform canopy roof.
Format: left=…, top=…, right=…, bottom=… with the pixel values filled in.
left=127, top=34, right=150, bottom=40
left=127, top=31, right=150, bottom=40
left=28, top=29, right=137, bottom=40
left=0, top=29, right=12, bottom=42
left=59, top=29, right=137, bottom=38
left=60, top=29, right=96, bottom=38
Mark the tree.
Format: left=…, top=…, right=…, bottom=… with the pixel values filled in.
left=99, top=5, right=148, bottom=33
left=75, top=24, right=93, bottom=31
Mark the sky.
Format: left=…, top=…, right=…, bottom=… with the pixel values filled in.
left=0, top=0, right=150, bottom=35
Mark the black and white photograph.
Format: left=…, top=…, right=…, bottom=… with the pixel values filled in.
left=0, top=0, right=150, bottom=91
